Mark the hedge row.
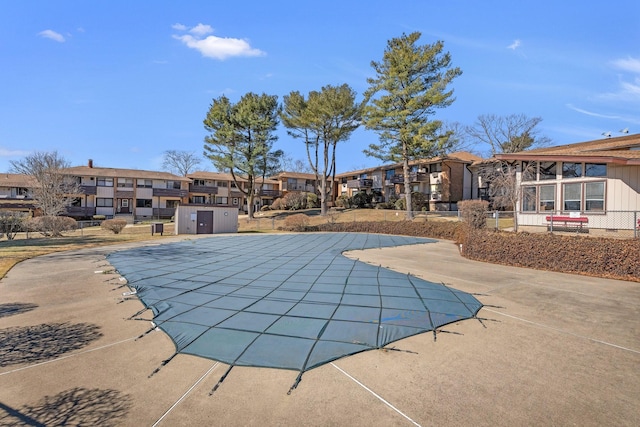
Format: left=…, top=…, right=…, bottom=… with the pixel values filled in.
left=309, top=220, right=640, bottom=282
left=461, top=230, right=640, bottom=282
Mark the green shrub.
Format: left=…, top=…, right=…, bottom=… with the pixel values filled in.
left=335, top=195, right=350, bottom=208
left=306, top=192, right=319, bottom=209
left=351, top=192, right=373, bottom=208
left=101, top=219, right=128, bottom=234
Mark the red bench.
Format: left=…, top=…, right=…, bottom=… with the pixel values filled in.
left=545, top=215, right=588, bottom=230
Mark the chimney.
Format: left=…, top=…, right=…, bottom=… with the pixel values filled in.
left=88, top=159, right=93, bottom=168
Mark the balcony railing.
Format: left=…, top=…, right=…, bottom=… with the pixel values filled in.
left=115, top=189, right=134, bottom=198
left=152, top=208, right=177, bottom=219
left=79, top=185, right=97, bottom=195
left=189, top=184, right=219, bottom=194
left=390, top=172, right=428, bottom=184
left=346, top=179, right=373, bottom=189
left=256, top=189, right=282, bottom=197
left=152, top=188, right=188, bottom=198
left=65, top=206, right=97, bottom=217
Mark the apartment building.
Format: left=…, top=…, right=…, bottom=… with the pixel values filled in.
left=64, top=160, right=190, bottom=220
left=0, top=173, right=38, bottom=214
left=187, top=171, right=281, bottom=213
left=336, top=151, right=480, bottom=210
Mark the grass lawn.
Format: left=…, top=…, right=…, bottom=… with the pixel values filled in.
left=0, top=223, right=178, bottom=279
left=0, top=209, right=509, bottom=279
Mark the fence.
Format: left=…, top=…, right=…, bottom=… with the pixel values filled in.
left=243, top=209, right=640, bottom=239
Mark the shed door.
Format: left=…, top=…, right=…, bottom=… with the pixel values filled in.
left=196, top=211, right=214, bottom=234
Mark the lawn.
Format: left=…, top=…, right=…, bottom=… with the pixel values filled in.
left=0, top=223, right=177, bottom=279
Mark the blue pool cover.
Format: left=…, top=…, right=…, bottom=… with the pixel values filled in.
left=107, top=233, right=482, bottom=391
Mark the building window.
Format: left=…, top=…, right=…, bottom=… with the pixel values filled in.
left=521, top=161, right=537, bottom=181
left=539, top=185, right=555, bottom=211
left=136, top=199, right=152, bottom=208
left=137, top=179, right=152, bottom=188
left=385, top=170, right=395, bottom=180
left=539, top=162, right=556, bottom=180
left=97, top=177, right=113, bottom=187
left=563, top=183, right=582, bottom=211
left=521, top=187, right=536, bottom=212
left=585, top=163, right=607, bottom=177
left=585, top=182, right=605, bottom=211
left=230, top=181, right=237, bottom=188
left=193, top=179, right=205, bottom=186
left=117, top=178, right=134, bottom=187
left=562, top=162, right=582, bottom=178
left=166, top=200, right=179, bottom=209
left=216, top=181, right=228, bottom=187
left=215, top=196, right=228, bottom=204
left=191, top=196, right=205, bottom=204
left=430, top=163, right=442, bottom=173
left=96, top=198, right=113, bottom=207
left=166, top=181, right=181, bottom=189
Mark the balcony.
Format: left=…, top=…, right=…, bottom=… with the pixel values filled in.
left=257, top=189, right=282, bottom=197
left=430, top=172, right=443, bottom=185
left=346, top=179, right=373, bottom=189
left=115, top=189, right=134, bottom=198
left=79, top=185, right=97, bottom=195
left=189, top=184, right=219, bottom=194
left=65, top=206, right=97, bottom=218
left=152, top=208, right=176, bottom=219
left=390, top=173, right=428, bottom=184
left=153, top=188, right=188, bottom=198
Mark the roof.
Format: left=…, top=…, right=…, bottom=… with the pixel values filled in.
left=188, top=171, right=279, bottom=184
left=335, top=151, right=483, bottom=178
left=496, top=133, right=640, bottom=165
left=0, top=173, right=38, bottom=188
left=65, top=166, right=191, bottom=181
left=270, top=171, right=317, bottom=180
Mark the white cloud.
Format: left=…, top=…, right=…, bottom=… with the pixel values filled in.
left=612, top=56, right=640, bottom=74
left=38, top=29, right=65, bottom=43
left=172, top=23, right=265, bottom=60
left=566, top=104, right=623, bottom=120
left=598, top=56, right=640, bottom=102
left=566, top=104, right=640, bottom=125
left=0, top=147, right=31, bottom=157
left=507, top=39, right=521, bottom=50
left=189, top=23, right=214, bottom=36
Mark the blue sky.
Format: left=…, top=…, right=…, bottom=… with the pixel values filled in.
left=1, top=1, right=639, bottom=174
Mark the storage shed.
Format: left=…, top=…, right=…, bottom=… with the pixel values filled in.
left=174, top=205, right=238, bottom=235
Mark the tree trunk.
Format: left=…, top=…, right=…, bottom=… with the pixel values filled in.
left=402, top=143, right=413, bottom=220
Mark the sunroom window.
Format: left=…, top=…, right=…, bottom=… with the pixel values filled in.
left=585, top=182, right=605, bottom=211
left=563, top=183, right=581, bottom=211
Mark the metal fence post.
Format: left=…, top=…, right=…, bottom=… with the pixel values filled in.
left=549, top=211, right=554, bottom=233
left=635, top=211, right=638, bottom=239
left=494, top=210, right=499, bottom=230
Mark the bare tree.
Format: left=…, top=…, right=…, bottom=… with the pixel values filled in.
left=162, top=150, right=202, bottom=176
left=479, top=160, right=535, bottom=232
left=279, top=153, right=313, bottom=173
left=466, top=114, right=551, bottom=156
left=10, top=151, right=80, bottom=236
